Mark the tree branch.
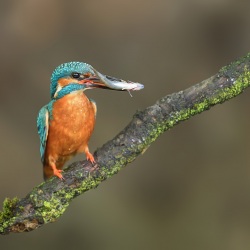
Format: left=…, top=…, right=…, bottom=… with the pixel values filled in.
left=1, top=53, right=250, bottom=234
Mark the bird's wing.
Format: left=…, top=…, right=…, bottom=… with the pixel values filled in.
left=37, top=105, right=49, bottom=162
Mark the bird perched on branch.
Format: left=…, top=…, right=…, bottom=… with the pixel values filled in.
left=37, top=62, right=143, bottom=180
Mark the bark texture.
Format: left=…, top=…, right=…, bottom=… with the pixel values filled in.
left=1, top=53, right=250, bottom=234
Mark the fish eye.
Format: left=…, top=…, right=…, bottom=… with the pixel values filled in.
left=71, top=72, right=80, bottom=79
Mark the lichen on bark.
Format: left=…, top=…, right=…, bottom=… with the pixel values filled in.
left=0, top=53, right=250, bottom=234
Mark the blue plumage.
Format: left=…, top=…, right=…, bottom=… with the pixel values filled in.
left=55, top=84, right=85, bottom=100
left=38, top=62, right=94, bottom=164
left=37, top=61, right=144, bottom=179
left=37, top=105, right=49, bottom=162
left=50, top=62, right=94, bottom=99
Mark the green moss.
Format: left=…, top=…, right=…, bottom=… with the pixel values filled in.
left=1, top=60, right=250, bottom=232
left=147, top=66, right=250, bottom=144
left=37, top=198, right=68, bottom=223
left=219, top=53, right=250, bottom=74
left=0, top=197, right=20, bottom=233
left=27, top=174, right=110, bottom=224
left=20, top=65, right=250, bottom=226
left=0, top=197, right=19, bottom=222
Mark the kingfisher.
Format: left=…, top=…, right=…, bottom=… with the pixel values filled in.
left=37, top=62, right=143, bottom=180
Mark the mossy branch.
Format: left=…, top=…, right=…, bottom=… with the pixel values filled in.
left=1, top=53, right=250, bottom=234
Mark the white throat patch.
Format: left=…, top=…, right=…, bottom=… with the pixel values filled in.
left=54, top=84, right=62, bottom=98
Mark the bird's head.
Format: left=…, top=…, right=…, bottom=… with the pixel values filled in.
left=50, top=61, right=144, bottom=99
left=51, top=62, right=102, bottom=99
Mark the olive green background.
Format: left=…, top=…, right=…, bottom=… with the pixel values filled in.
left=1, top=1, right=250, bottom=249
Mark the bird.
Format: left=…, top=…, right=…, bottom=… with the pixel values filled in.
left=37, top=62, right=144, bottom=180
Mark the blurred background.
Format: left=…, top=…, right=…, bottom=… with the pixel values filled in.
left=1, top=0, right=250, bottom=249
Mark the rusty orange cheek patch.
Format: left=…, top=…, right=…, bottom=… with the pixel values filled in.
left=58, top=78, right=79, bottom=87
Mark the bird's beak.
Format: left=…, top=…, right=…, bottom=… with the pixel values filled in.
left=81, top=67, right=144, bottom=92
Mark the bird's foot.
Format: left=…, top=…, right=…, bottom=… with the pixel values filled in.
left=53, top=169, right=64, bottom=180
left=86, top=151, right=95, bottom=164
left=51, top=164, right=64, bottom=180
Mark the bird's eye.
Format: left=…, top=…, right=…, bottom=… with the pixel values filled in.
left=71, top=72, right=80, bottom=79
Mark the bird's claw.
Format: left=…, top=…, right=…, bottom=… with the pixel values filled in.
left=86, top=152, right=95, bottom=164
left=53, top=169, right=64, bottom=180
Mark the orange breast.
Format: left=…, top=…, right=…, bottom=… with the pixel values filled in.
left=44, top=90, right=96, bottom=166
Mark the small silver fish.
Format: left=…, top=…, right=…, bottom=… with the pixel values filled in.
left=91, top=67, right=144, bottom=91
